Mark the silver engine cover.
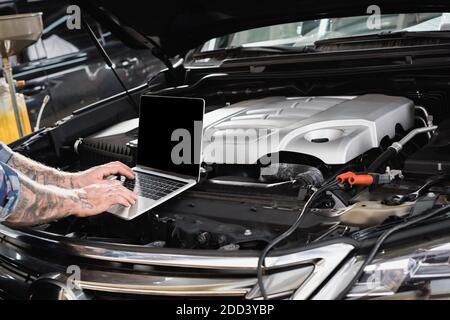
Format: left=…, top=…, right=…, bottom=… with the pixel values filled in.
left=203, top=94, right=415, bottom=165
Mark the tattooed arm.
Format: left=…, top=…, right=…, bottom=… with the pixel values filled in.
left=8, top=152, right=134, bottom=189
left=5, top=172, right=137, bottom=227
left=8, top=152, right=77, bottom=189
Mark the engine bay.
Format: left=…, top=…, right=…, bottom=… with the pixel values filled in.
left=39, top=90, right=450, bottom=252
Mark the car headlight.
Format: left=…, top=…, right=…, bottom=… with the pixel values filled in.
left=347, top=239, right=450, bottom=300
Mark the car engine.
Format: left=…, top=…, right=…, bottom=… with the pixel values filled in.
left=76, top=94, right=416, bottom=170
left=202, top=94, right=414, bottom=165
left=46, top=92, right=444, bottom=251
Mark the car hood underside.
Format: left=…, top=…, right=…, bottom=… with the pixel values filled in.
left=75, top=0, right=450, bottom=56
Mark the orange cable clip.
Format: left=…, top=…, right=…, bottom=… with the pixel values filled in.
left=348, top=174, right=374, bottom=187
left=336, top=172, right=356, bottom=184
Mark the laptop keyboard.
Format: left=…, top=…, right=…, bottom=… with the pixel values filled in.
left=123, top=173, right=188, bottom=200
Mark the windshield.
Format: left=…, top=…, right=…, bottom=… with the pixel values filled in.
left=199, top=13, right=450, bottom=52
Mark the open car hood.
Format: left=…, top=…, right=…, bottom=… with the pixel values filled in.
left=76, top=0, right=450, bottom=57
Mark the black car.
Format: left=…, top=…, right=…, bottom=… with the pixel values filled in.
left=2, top=0, right=450, bottom=300
left=0, top=0, right=163, bottom=129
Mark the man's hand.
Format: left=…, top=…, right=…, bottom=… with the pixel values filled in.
left=72, top=161, right=135, bottom=188
left=6, top=177, right=138, bottom=227
left=73, top=180, right=137, bottom=218
left=8, top=152, right=135, bottom=190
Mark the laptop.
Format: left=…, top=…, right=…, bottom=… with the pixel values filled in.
left=107, top=95, right=205, bottom=220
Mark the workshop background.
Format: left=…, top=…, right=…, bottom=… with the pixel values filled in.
left=0, top=0, right=163, bottom=144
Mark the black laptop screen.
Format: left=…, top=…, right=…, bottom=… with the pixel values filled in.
left=137, top=95, right=204, bottom=179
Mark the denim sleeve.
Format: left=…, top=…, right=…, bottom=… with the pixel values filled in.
left=0, top=162, right=20, bottom=222
left=0, top=141, right=14, bottom=163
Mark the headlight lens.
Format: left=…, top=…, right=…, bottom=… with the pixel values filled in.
left=347, top=240, right=450, bottom=299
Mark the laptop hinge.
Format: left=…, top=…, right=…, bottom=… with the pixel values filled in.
left=135, top=166, right=197, bottom=182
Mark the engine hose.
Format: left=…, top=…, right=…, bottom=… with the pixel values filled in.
left=368, top=125, right=438, bottom=173
left=367, top=147, right=397, bottom=173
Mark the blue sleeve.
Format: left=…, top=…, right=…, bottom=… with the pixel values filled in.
left=0, top=142, right=14, bottom=163
left=0, top=162, right=20, bottom=222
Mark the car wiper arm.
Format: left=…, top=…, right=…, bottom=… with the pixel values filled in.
left=192, top=45, right=316, bottom=59
left=315, top=30, right=450, bottom=46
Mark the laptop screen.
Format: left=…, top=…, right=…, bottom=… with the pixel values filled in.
left=137, top=95, right=205, bottom=180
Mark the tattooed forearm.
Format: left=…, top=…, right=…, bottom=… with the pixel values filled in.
left=7, top=152, right=76, bottom=189
left=5, top=172, right=90, bottom=227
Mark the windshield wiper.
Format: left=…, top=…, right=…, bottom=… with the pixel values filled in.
left=315, top=30, right=450, bottom=46
left=192, top=45, right=316, bottom=59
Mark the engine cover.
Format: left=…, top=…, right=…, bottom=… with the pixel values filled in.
left=203, top=94, right=415, bottom=165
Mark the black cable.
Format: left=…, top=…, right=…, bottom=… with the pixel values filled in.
left=336, top=204, right=450, bottom=300
left=257, top=180, right=338, bottom=299
left=256, top=165, right=354, bottom=299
